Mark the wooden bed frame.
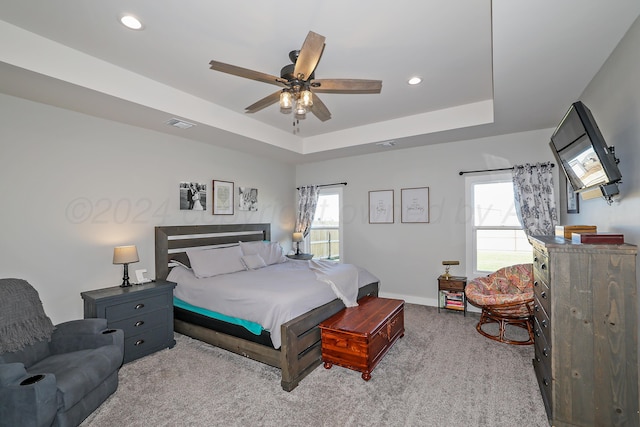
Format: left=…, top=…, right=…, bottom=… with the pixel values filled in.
left=154, top=224, right=379, bottom=391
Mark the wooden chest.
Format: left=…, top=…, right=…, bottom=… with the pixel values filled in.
left=319, top=296, right=404, bottom=381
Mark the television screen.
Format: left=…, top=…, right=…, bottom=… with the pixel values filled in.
left=549, top=101, right=621, bottom=193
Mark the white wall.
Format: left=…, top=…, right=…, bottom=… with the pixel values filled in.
left=561, top=15, right=640, bottom=249
left=0, top=94, right=296, bottom=324
left=296, top=129, right=556, bottom=305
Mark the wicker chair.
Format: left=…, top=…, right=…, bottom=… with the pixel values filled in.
left=465, top=263, right=535, bottom=345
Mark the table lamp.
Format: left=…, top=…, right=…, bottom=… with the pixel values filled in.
left=293, top=232, right=303, bottom=255
left=113, top=245, right=139, bottom=287
left=442, top=260, right=460, bottom=280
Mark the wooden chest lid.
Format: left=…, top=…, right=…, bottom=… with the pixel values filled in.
left=319, top=296, right=404, bottom=336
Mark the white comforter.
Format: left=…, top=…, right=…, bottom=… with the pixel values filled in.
left=167, top=259, right=378, bottom=349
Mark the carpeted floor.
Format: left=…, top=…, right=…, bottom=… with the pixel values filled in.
left=81, top=304, right=550, bottom=426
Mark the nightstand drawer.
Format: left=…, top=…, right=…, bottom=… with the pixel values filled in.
left=440, top=280, right=465, bottom=291
left=124, top=325, right=168, bottom=362
left=106, top=294, right=168, bottom=320
left=108, top=308, right=165, bottom=336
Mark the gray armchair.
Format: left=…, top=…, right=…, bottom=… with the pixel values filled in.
left=0, top=279, right=124, bottom=427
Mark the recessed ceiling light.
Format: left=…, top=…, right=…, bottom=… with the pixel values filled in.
left=120, top=14, right=143, bottom=30
left=407, top=76, right=422, bottom=85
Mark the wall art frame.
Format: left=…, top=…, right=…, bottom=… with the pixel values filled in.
left=369, top=190, right=394, bottom=224
left=212, top=180, right=234, bottom=215
left=566, top=179, right=579, bottom=214
left=401, top=187, right=430, bottom=223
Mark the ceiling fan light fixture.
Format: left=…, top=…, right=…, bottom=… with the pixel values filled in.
left=294, top=100, right=307, bottom=119
left=300, top=89, right=313, bottom=108
left=279, top=90, right=293, bottom=111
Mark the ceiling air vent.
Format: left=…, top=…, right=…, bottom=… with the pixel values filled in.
left=166, top=118, right=196, bottom=129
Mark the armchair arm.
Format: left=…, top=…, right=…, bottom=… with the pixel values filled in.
left=54, top=318, right=108, bottom=335
left=49, top=319, right=124, bottom=355
left=0, top=363, right=57, bottom=427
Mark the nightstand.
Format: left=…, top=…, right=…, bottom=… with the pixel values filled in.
left=287, top=253, right=313, bottom=260
left=81, top=280, right=176, bottom=363
left=437, top=275, right=467, bottom=316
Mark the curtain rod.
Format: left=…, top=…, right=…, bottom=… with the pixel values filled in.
left=296, top=182, right=347, bottom=190
left=458, top=163, right=555, bottom=176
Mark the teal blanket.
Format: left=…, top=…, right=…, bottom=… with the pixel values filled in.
left=173, top=297, right=263, bottom=335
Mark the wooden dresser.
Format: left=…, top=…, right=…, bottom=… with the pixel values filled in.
left=319, top=296, right=404, bottom=381
left=530, top=235, right=638, bottom=427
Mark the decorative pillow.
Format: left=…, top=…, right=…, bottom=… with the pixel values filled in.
left=241, top=254, right=267, bottom=270
left=186, top=245, right=246, bottom=278
left=239, top=241, right=287, bottom=266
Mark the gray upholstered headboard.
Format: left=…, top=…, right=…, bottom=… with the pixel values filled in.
left=154, top=223, right=271, bottom=280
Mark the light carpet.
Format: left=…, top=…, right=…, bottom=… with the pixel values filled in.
left=81, top=304, right=549, bottom=426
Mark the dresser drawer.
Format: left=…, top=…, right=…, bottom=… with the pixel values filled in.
left=533, top=247, right=550, bottom=285
left=533, top=285, right=550, bottom=322
left=124, top=325, right=168, bottom=362
left=533, top=350, right=552, bottom=418
left=533, top=303, right=551, bottom=344
left=534, top=319, right=552, bottom=370
left=108, top=307, right=166, bottom=336
left=105, top=294, right=168, bottom=321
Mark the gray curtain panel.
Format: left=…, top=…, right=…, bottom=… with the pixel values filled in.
left=512, top=162, right=557, bottom=237
left=295, top=185, right=319, bottom=237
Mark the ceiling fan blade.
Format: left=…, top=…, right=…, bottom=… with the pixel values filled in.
left=209, top=60, right=287, bottom=87
left=310, top=94, right=331, bottom=122
left=245, top=91, right=282, bottom=113
left=293, top=31, right=326, bottom=81
left=312, top=79, right=382, bottom=94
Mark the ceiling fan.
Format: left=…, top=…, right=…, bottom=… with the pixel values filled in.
left=209, top=31, right=382, bottom=123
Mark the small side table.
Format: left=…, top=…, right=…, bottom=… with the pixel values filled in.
left=81, top=280, right=176, bottom=363
left=438, top=275, right=467, bottom=316
left=287, top=253, right=313, bottom=260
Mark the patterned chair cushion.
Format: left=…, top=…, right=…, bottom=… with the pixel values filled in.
left=465, top=263, right=534, bottom=309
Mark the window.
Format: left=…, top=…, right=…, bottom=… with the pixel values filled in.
left=308, top=187, right=342, bottom=261
left=466, top=173, right=532, bottom=274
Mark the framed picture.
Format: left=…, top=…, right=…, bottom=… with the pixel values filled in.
left=401, top=187, right=430, bottom=223
left=212, top=180, right=234, bottom=215
left=369, top=190, right=394, bottom=224
left=566, top=181, right=579, bottom=214
left=179, top=181, right=206, bottom=211
left=238, top=187, right=258, bottom=211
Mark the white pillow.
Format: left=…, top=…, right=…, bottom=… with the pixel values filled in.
left=186, top=245, right=246, bottom=278
left=241, top=254, right=267, bottom=270
left=239, top=241, right=287, bottom=266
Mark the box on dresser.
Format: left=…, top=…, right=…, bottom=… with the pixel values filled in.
left=570, top=232, right=624, bottom=244
left=530, top=235, right=638, bottom=427
left=81, top=280, right=176, bottom=363
left=554, top=225, right=597, bottom=239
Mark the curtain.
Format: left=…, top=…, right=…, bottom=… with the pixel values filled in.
left=295, top=185, right=319, bottom=237
left=512, top=162, right=557, bottom=237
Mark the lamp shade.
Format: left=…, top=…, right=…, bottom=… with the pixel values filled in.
left=113, top=245, right=139, bottom=265
left=293, top=232, right=303, bottom=242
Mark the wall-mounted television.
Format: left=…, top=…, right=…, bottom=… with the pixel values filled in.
left=549, top=101, right=621, bottom=201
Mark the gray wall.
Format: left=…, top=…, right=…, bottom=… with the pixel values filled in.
left=0, top=94, right=296, bottom=324
left=561, top=15, right=640, bottom=246
left=296, top=129, right=557, bottom=305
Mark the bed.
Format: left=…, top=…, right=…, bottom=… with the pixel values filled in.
left=154, top=224, right=379, bottom=391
